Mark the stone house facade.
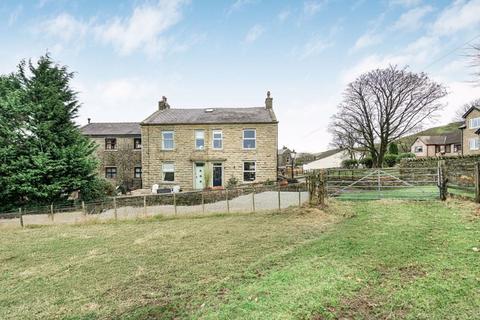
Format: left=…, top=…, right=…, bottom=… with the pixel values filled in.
left=80, top=122, right=143, bottom=189
left=460, top=107, right=480, bottom=155
left=141, top=94, right=278, bottom=191
left=410, top=132, right=462, bottom=158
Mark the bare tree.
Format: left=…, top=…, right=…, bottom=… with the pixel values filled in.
left=328, top=122, right=360, bottom=160
left=331, top=65, right=447, bottom=167
left=472, top=43, right=480, bottom=83
left=453, top=98, right=480, bottom=122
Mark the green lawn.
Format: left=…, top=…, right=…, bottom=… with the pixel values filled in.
left=1, top=200, right=479, bottom=319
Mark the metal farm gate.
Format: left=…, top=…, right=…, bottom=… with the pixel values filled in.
left=325, top=167, right=440, bottom=200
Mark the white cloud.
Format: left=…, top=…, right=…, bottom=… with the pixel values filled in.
left=40, top=12, right=89, bottom=42
left=244, top=24, right=264, bottom=43
left=295, top=37, right=333, bottom=60
left=390, top=0, right=422, bottom=7
left=393, top=5, right=433, bottom=31
left=37, top=0, right=190, bottom=57
left=351, top=32, right=382, bottom=52
left=303, top=0, right=327, bottom=17
left=431, top=0, right=480, bottom=36
left=227, top=0, right=257, bottom=14
left=8, top=5, right=23, bottom=26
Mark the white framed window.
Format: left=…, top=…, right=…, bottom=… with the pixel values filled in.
left=470, top=117, right=480, bottom=129
left=414, top=146, right=423, bottom=153
left=243, top=129, right=256, bottom=149
left=212, top=130, right=223, bottom=149
left=162, top=131, right=174, bottom=150
left=243, top=161, right=256, bottom=181
left=469, top=138, right=480, bottom=150
left=134, top=167, right=142, bottom=178
left=195, top=130, right=205, bottom=150
left=162, top=162, right=175, bottom=181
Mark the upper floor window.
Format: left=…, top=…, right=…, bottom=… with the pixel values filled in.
left=134, top=138, right=142, bottom=150
left=105, top=167, right=117, bottom=179
left=212, top=130, right=223, bottom=149
left=134, top=167, right=142, bottom=178
left=105, top=138, right=117, bottom=150
left=469, top=117, right=480, bottom=129
left=414, top=146, right=423, bottom=153
left=162, top=131, right=174, bottom=150
left=162, top=162, right=175, bottom=181
left=243, top=129, right=256, bottom=149
left=195, top=130, right=205, bottom=150
left=469, top=138, right=480, bottom=150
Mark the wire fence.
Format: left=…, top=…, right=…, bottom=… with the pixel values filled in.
left=0, top=183, right=309, bottom=229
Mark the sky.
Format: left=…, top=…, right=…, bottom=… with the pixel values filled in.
left=0, top=0, right=479, bottom=152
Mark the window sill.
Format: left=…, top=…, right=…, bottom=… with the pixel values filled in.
left=104, top=149, right=118, bottom=152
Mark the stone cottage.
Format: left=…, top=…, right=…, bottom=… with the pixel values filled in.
left=460, top=105, right=480, bottom=155
left=80, top=122, right=143, bottom=189
left=140, top=93, right=278, bottom=190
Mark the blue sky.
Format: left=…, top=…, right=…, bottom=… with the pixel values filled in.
left=1, top=0, right=479, bottom=152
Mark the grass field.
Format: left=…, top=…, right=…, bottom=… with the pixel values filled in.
left=1, top=200, right=479, bottom=319
left=333, top=186, right=439, bottom=200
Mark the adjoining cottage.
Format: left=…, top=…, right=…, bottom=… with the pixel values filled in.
left=460, top=105, right=480, bottom=155
left=410, top=132, right=462, bottom=158
left=80, top=121, right=143, bottom=189
left=141, top=93, right=278, bottom=190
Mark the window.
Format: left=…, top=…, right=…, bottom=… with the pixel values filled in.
left=162, top=131, right=174, bottom=150
left=212, top=130, right=223, bottom=149
left=134, top=138, right=142, bottom=150
left=414, top=146, right=423, bottom=153
left=454, top=144, right=462, bottom=152
left=243, top=129, right=256, bottom=149
left=105, top=167, right=117, bottom=178
left=134, top=167, right=142, bottom=178
left=105, top=138, right=117, bottom=150
left=470, top=117, right=480, bottom=129
left=445, top=145, right=452, bottom=153
left=469, top=138, right=480, bottom=150
left=243, top=161, right=256, bottom=181
left=195, top=130, right=205, bottom=150
left=435, top=145, right=441, bottom=153
left=162, top=162, right=175, bottom=181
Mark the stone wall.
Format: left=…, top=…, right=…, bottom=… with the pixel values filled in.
left=141, top=123, right=278, bottom=190
left=90, top=135, right=143, bottom=189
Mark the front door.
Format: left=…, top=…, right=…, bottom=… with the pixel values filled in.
left=213, top=163, right=223, bottom=187
left=195, top=163, right=205, bottom=189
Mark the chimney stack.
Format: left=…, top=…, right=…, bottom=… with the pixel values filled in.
left=265, top=91, right=273, bottom=109
left=158, top=96, right=170, bottom=110
left=88, top=118, right=91, bottom=124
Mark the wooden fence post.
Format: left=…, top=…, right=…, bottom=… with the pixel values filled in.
left=226, top=189, right=230, bottom=213
left=438, top=160, right=447, bottom=201
left=475, top=162, right=480, bottom=203
left=317, top=170, right=326, bottom=207
left=201, top=192, right=205, bottom=214
left=278, top=185, right=281, bottom=211
left=113, top=197, right=117, bottom=220
left=298, top=185, right=301, bottom=207
left=81, top=201, right=86, bottom=216
left=252, top=187, right=255, bottom=213
left=173, top=193, right=177, bottom=215
left=50, top=204, right=54, bottom=222
left=143, top=195, right=147, bottom=217
left=19, top=208, right=24, bottom=228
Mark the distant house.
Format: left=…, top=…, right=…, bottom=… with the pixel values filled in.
left=303, top=149, right=361, bottom=170
left=81, top=122, right=143, bottom=189
left=460, top=105, right=480, bottom=155
left=410, top=132, right=461, bottom=158
left=277, top=146, right=292, bottom=168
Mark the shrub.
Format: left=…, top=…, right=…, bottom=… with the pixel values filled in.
left=397, top=152, right=416, bottom=160
left=388, top=142, right=399, bottom=155
left=226, top=175, right=239, bottom=189
left=383, top=153, right=398, bottom=167
left=360, top=157, right=373, bottom=168
left=79, top=178, right=116, bottom=201
left=341, top=159, right=358, bottom=169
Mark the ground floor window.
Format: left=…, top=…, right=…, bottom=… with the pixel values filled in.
left=469, top=138, right=480, bottom=151
left=134, top=167, right=142, bottom=178
left=243, top=161, right=256, bottom=182
left=163, top=162, right=175, bottom=181
left=105, top=167, right=117, bottom=179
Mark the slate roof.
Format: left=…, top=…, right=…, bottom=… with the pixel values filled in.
left=80, top=122, right=141, bottom=136
left=416, top=131, right=461, bottom=145
left=141, top=107, right=277, bottom=125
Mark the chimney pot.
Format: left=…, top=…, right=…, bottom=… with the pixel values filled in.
left=265, top=91, right=273, bottom=109
left=88, top=118, right=91, bottom=124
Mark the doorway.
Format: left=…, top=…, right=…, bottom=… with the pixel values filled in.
left=213, top=163, right=223, bottom=187
left=195, top=163, right=205, bottom=189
